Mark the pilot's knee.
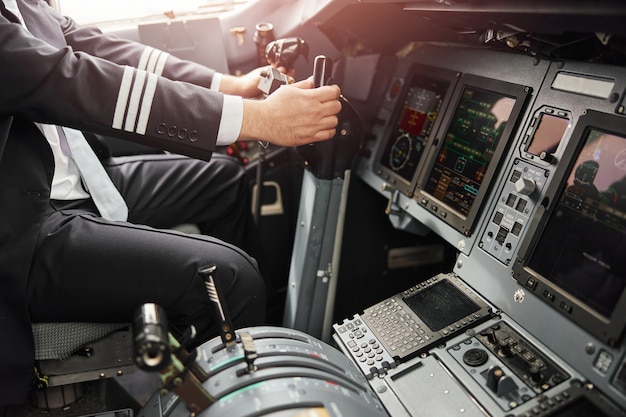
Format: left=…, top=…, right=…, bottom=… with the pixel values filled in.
left=211, top=153, right=247, bottom=184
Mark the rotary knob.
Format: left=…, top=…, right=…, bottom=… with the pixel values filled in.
left=498, top=339, right=514, bottom=357
left=515, top=177, right=536, bottom=195
left=530, top=366, right=541, bottom=381
left=463, top=348, right=489, bottom=367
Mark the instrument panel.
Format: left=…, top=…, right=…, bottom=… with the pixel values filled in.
left=373, top=64, right=458, bottom=196
left=341, top=43, right=626, bottom=416
left=513, top=109, right=626, bottom=347
left=416, top=75, right=530, bottom=237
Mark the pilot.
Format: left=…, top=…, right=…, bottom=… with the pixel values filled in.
left=0, top=0, right=342, bottom=406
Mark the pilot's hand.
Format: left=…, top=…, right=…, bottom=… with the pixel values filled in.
left=220, top=65, right=293, bottom=99
left=239, top=77, right=342, bottom=147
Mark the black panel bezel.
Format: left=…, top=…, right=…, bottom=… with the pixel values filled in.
left=512, top=109, right=626, bottom=347
left=413, top=74, right=532, bottom=236
left=372, top=63, right=459, bottom=196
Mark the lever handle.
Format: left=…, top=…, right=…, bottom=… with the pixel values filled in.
left=313, top=55, right=333, bottom=88
left=199, top=265, right=237, bottom=347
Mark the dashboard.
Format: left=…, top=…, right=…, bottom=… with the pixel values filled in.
left=341, top=39, right=626, bottom=417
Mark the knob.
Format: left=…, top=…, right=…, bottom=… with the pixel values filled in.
left=481, top=329, right=497, bottom=345
left=381, top=183, right=395, bottom=193
left=486, top=366, right=519, bottom=396
left=496, top=375, right=519, bottom=396
left=498, top=339, right=514, bottom=357
left=463, top=348, right=489, bottom=367
left=539, top=151, right=556, bottom=164
left=515, top=177, right=536, bottom=195
left=529, top=365, right=543, bottom=383
left=486, top=366, right=505, bottom=392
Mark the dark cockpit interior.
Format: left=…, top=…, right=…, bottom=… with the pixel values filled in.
left=4, top=1, right=626, bottom=416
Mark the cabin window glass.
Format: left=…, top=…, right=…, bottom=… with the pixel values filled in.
left=55, top=0, right=249, bottom=27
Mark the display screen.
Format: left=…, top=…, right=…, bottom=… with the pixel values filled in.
left=527, top=113, right=569, bottom=157
left=423, top=86, right=517, bottom=217
left=403, top=280, right=481, bottom=331
left=379, top=74, right=450, bottom=183
left=527, top=128, right=626, bottom=319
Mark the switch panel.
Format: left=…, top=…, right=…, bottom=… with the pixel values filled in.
left=480, top=159, right=548, bottom=265
left=448, top=321, right=570, bottom=412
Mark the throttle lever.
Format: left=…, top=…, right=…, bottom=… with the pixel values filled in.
left=297, top=54, right=364, bottom=180
left=296, top=55, right=336, bottom=177
left=313, top=55, right=333, bottom=88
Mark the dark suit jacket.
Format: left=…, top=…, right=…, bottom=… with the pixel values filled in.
left=0, top=0, right=232, bottom=404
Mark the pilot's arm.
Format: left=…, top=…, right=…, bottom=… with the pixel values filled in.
left=0, top=0, right=341, bottom=155
left=1, top=6, right=224, bottom=160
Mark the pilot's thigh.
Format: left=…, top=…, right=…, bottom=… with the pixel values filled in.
left=103, top=153, right=252, bottom=249
left=28, top=210, right=265, bottom=343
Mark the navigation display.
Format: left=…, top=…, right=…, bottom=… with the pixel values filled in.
left=415, top=75, right=530, bottom=236
left=514, top=110, right=626, bottom=345
left=423, top=87, right=516, bottom=216
left=379, top=81, right=447, bottom=181
left=374, top=65, right=457, bottom=195
left=528, top=129, right=626, bottom=318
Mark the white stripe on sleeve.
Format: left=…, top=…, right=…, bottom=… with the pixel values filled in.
left=112, top=66, right=135, bottom=130
left=153, top=51, right=169, bottom=76
left=136, top=73, right=158, bottom=135
left=146, top=49, right=161, bottom=74
left=124, top=70, right=147, bottom=132
left=138, top=46, right=154, bottom=71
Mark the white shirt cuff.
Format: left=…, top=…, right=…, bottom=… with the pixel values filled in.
left=216, top=95, right=243, bottom=146
left=210, top=73, right=223, bottom=91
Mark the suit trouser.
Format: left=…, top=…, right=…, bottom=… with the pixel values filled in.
left=27, top=152, right=266, bottom=344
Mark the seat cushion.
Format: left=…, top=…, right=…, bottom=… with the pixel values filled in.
left=32, top=322, right=128, bottom=360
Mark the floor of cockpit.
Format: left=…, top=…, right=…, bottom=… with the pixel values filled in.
left=3, top=370, right=157, bottom=417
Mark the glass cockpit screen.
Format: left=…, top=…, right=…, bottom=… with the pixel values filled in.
left=514, top=110, right=626, bottom=345
left=379, top=78, right=448, bottom=181
left=423, top=86, right=517, bottom=218
left=527, top=128, right=626, bottom=319
left=375, top=66, right=456, bottom=195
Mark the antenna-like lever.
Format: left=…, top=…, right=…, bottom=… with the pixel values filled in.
left=199, top=265, right=237, bottom=348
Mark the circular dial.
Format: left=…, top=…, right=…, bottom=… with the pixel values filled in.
left=388, top=133, right=413, bottom=171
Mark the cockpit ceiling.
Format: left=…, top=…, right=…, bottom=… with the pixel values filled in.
left=316, top=0, right=626, bottom=63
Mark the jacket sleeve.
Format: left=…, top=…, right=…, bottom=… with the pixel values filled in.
left=0, top=4, right=227, bottom=161
left=47, top=2, right=220, bottom=90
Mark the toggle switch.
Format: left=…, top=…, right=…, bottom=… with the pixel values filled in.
left=486, top=366, right=519, bottom=396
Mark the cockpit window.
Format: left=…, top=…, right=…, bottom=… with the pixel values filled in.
left=54, top=0, right=248, bottom=27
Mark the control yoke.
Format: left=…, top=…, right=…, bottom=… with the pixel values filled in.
left=264, top=37, right=309, bottom=73
left=297, top=55, right=364, bottom=180
left=257, top=37, right=309, bottom=96
left=257, top=49, right=364, bottom=180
